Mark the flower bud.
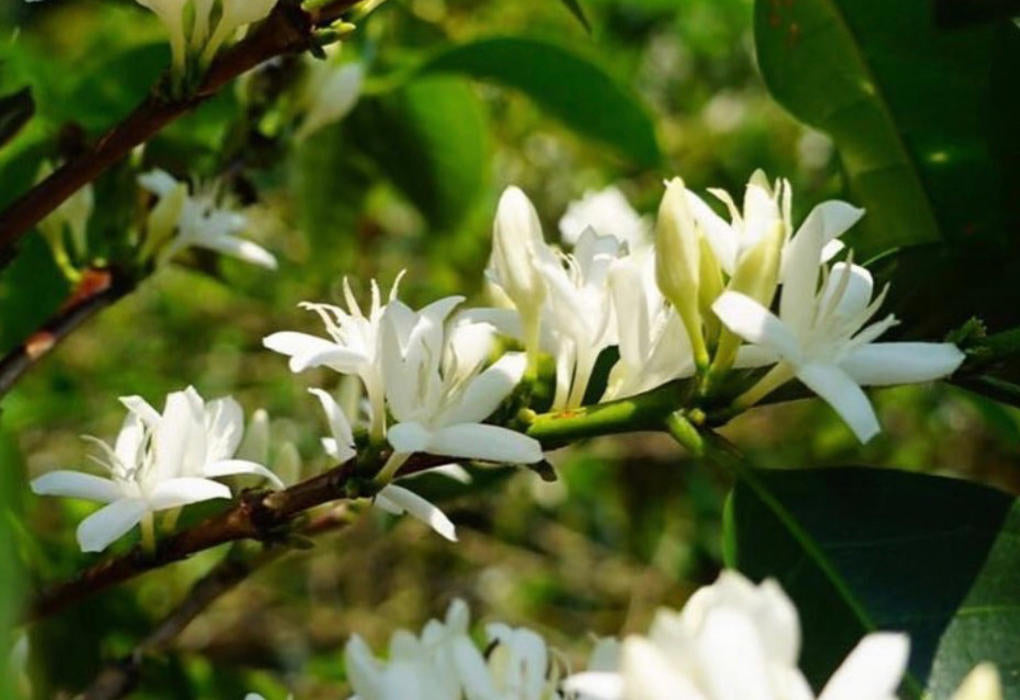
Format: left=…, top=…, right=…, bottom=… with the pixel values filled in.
left=489, top=187, right=549, bottom=370
left=141, top=182, right=187, bottom=264
left=655, top=177, right=708, bottom=367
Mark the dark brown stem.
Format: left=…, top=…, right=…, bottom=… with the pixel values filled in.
left=0, top=268, right=136, bottom=400
left=0, top=0, right=360, bottom=257
left=25, top=452, right=446, bottom=623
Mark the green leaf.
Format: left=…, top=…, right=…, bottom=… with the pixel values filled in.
left=726, top=466, right=1020, bottom=697
left=421, top=37, right=661, bottom=168
left=0, top=87, right=34, bottom=151
left=558, top=0, right=592, bottom=33
left=753, top=0, right=1020, bottom=255
left=346, top=76, right=490, bottom=230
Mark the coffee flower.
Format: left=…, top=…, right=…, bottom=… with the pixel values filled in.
left=382, top=297, right=543, bottom=467
left=31, top=387, right=277, bottom=552
left=263, top=275, right=401, bottom=441
left=297, top=55, right=364, bottom=141
left=565, top=570, right=909, bottom=700
left=712, top=212, right=964, bottom=443
left=138, top=169, right=278, bottom=270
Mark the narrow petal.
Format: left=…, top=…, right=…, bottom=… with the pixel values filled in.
left=147, top=477, right=232, bottom=510
left=426, top=423, right=543, bottom=464
left=818, top=632, right=909, bottom=700
left=196, top=235, right=277, bottom=269
left=387, top=422, right=433, bottom=455
left=308, top=388, right=356, bottom=460
left=262, top=332, right=347, bottom=372
left=713, top=292, right=802, bottom=362
left=31, top=471, right=122, bottom=503
left=811, top=200, right=865, bottom=244
left=780, top=207, right=826, bottom=333
left=376, top=484, right=457, bottom=541
left=439, top=352, right=526, bottom=425
left=204, top=396, right=245, bottom=462
left=563, top=672, right=625, bottom=700
left=119, top=395, right=162, bottom=428
left=796, top=363, right=881, bottom=443
left=204, top=459, right=284, bottom=488
left=77, top=498, right=148, bottom=552
left=841, top=343, right=965, bottom=386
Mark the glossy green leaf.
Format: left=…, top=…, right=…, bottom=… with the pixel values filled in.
left=754, top=0, right=1020, bottom=255
left=726, top=466, right=1020, bottom=697
left=421, top=37, right=661, bottom=167
left=346, top=76, right=490, bottom=230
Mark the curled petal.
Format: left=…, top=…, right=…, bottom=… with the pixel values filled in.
left=375, top=484, right=457, bottom=542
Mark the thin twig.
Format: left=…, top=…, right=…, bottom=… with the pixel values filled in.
left=0, top=0, right=360, bottom=257
left=0, top=268, right=135, bottom=400
left=25, top=453, right=445, bottom=623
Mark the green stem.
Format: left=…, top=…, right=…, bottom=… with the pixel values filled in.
left=140, top=513, right=157, bottom=555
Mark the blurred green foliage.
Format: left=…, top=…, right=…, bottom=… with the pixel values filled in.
left=0, top=0, right=1016, bottom=697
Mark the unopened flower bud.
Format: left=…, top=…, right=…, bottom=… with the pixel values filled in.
left=655, top=177, right=708, bottom=367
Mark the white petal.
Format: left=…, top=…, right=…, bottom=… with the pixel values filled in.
left=818, top=632, right=909, bottom=700
left=696, top=607, right=774, bottom=700
left=426, top=423, right=543, bottom=464
left=119, top=395, right=162, bottom=428
left=620, top=637, right=704, bottom=700
left=563, top=672, right=625, bottom=700
left=820, top=263, right=873, bottom=320
left=734, top=345, right=781, bottom=368
left=440, top=352, right=526, bottom=425
left=387, top=422, right=433, bottom=455
left=204, top=396, right=245, bottom=462
left=688, top=190, right=738, bottom=274
left=810, top=200, right=865, bottom=244
left=345, top=634, right=384, bottom=699
left=262, top=332, right=352, bottom=373
left=841, top=343, right=965, bottom=386
left=153, top=388, right=203, bottom=481
left=31, top=471, right=123, bottom=503
left=204, top=459, right=284, bottom=488
left=796, top=362, right=880, bottom=443
left=713, top=292, right=802, bottom=362
left=376, top=484, right=457, bottom=541
left=308, top=388, right=356, bottom=460
left=138, top=169, right=178, bottom=197
left=780, top=207, right=826, bottom=333
left=147, top=477, right=232, bottom=510
left=193, top=234, right=277, bottom=269
left=76, top=498, right=149, bottom=552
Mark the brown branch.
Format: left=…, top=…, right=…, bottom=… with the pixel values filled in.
left=0, top=268, right=136, bottom=400
left=0, top=0, right=360, bottom=257
left=25, top=452, right=446, bottom=623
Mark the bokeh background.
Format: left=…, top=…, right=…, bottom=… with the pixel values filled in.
left=1, top=0, right=1018, bottom=697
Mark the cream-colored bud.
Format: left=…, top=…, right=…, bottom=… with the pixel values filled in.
left=951, top=664, right=1002, bottom=700
left=141, top=183, right=187, bottom=264
left=655, top=177, right=708, bottom=367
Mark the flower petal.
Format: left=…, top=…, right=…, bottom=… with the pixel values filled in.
left=439, top=352, right=526, bottom=425
left=426, top=423, right=543, bottom=464
left=263, top=332, right=357, bottom=373
left=308, top=388, right=356, bottom=460
left=375, top=484, right=457, bottom=541
left=31, top=471, right=122, bottom=503
left=204, top=396, right=245, bottom=462
left=204, top=459, right=284, bottom=488
left=781, top=207, right=826, bottom=334
left=119, top=395, right=162, bottom=428
left=387, top=421, right=433, bottom=455
left=818, top=632, right=909, bottom=700
left=796, top=362, right=881, bottom=443
left=713, top=292, right=801, bottom=362
left=563, top=672, right=625, bottom=700
left=77, top=498, right=149, bottom=553
left=841, top=342, right=965, bottom=386
left=147, top=477, right=232, bottom=510
left=194, top=234, right=277, bottom=269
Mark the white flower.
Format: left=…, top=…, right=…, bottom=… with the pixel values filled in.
left=31, top=387, right=280, bottom=553
left=602, top=254, right=693, bottom=401
left=486, top=187, right=557, bottom=368
left=558, top=186, right=650, bottom=250
left=138, top=169, right=277, bottom=270
left=565, top=570, right=909, bottom=700
left=309, top=387, right=461, bottom=542
left=344, top=600, right=494, bottom=700
left=263, top=275, right=401, bottom=441
left=485, top=623, right=560, bottom=700
left=382, top=297, right=544, bottom=466
left=538, top=228, right=623, bottom=410
left=297, top=60, right=364, bottom=141
left=712, top=211, right=964, bottom=442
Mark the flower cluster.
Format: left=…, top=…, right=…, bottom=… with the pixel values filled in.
left=485, top=174, right=963, bottom=441
left=31, top=387, right=279, bottom=552
left=320, top=571, right=1000, bottom=700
